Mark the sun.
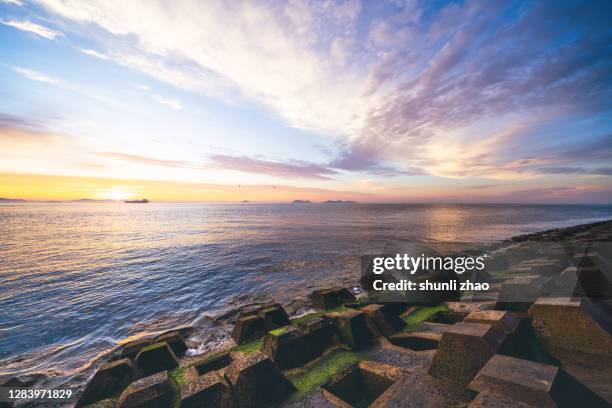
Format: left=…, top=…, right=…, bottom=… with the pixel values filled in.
left=98, top=187, right=134, bottom=201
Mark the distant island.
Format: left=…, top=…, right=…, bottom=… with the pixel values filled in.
left=124, top=199, right=149, bottom=204
left=292, top=200, right=312, bottom=203
left=0, top=198, right=27, bottom=202
left=240, top=200, right=249, bottom=203
left=0, top=198, right=115, bottom=203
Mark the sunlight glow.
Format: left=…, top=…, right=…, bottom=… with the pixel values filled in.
left=98, top=187, right=134, bottom=201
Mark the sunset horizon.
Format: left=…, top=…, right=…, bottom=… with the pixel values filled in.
left=1, top=0, right=611, bottom=204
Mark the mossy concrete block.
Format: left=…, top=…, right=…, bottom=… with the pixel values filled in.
left=257, top=304, right=290, bottom=330
left=429, top=322, right=507, bottom=385
left=322, top=360, right=404, bottom=407
left=76, top=358, right=134, bottom=407
left=300, top=316, right=336, bottom=350
left=310, top=288, right=356, bottom=310
left=262, top=326, right=308, bottom=369
left=464, top=311, right=522, bottom=334
left=134, top=342, right=179, bottom=377
left=120, top=339, right=152, bottom=361
left=360, top=304, right=405, bottom=336
left=81, top=399, right=118, bottom=408
left=231, top=314, right=266, bottom=344
left=528, top=297, right=612, bottom=356
left=329, top=310, right=377, bottom=351
left=495, top=276, right=553, bottom=312
left=117, top=371, right=173, bottom=408
left=389, top=331, right=441, bottom=351
left=469, top=389, right=537, bottom=407
left=224, top=352, right=295, bottom=407
left=155, top=332, right=188, bottom=358
left=177, top=368, right=233, bottom=408
left=469, top=355, right=609, bottom=408
left=193, top=352, right=232, bottom=376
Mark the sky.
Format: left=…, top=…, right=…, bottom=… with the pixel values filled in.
left=0, top=0, right=611, bottom=203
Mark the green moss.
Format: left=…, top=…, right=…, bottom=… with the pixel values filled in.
left=269, top=326, right=290, bottom=336
left=168, top=367, right=184, bottom=408
left=288, top=349, right=361, bottom=401
left=139, top=341, right=168, bottom=353
left=232, top=338, right=263, bottom=355
left=402, top=305, right=448, bottom=332
left=291, top=306, right=352, bottom=326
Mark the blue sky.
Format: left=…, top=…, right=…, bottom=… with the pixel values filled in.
left=0, top=0, right=611, bottom=202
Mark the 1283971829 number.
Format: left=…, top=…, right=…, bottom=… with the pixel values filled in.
left=4, top=388, right=73, bottom=401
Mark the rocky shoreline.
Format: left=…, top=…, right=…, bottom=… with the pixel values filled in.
left=2, top=219, right=612, bottom=407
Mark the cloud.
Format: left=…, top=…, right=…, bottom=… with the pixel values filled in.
left=79, top=48, right=111, bottom=60
left=12, top=66, right=67, bottom=87
left=209, top=154, right=338, bottom=180
left=152, top=95, right=182, bottom=110
left=537, top=167, right=612, bottom=176
left=96, top=152, right=188, bottom=168
left=1, top=19, right=63, bottom=39
left=30, top=0, right=612, bottom=183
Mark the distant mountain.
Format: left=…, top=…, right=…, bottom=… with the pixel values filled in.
left=0, top=198, right=26, bottom=202
left=70, top=199, right=115, bottom=202
left=292, top=200, right=312, bottom=203
left=324, top=200, right=356, bottom=203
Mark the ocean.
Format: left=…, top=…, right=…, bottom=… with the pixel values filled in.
left=1, top=202, right=611, bottom=390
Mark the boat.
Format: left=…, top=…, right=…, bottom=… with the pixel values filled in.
left=124, top=198, right=149, bottom=203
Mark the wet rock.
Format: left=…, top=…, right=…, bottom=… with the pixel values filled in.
left=134, top=342, right=179, bottom=377
left=117, top=371, right=173, bottom=408
left=429, top=322, right=507, bottom=385
left=81, top=399, right=117, bottom=408
left=224, top=352, right=295, bottom=407
left=155, top=331, right=188, bottom=358
left=310, top=287, right=356, bottom=310
left=360, top=304, right=405, bottom=336
left=469, top=355, right=609, bottom=407
left=231, top=314, right=266, bottom=344
left=76, top=358, right=134, bottom=407
left=528, top=297, right=612, bottom=357
left=177, top=367, right=233, bottom=408
left=328, top=310, right=378, bottom=351
left=389, top=331, right=441, bottom=351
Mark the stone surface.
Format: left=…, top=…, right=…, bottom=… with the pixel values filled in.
left=134, top=342, right=179, bottom=377
left=262, top=326, right=314, bottom=369
left=469, top=390, right=537, bottom=407
left=224, top=352, right=295, bottom=407
left=360, top=304, right=405, bottom=336
left=193, top=352, right=232, bottom=376
left=469, top=355, right=609, bottom=408
left=495, top=276, right=553, bottom=311
left=528, top=297, right=612, bottom=357
left=117, top=371, right=173, bottom=408
left=322, top=361, right=404, bottom=408
left=231, top=314, right=266, bottom=344
left=264, top=320, right=335, bottom=369
left=120, top=339, right=151, bottom=361
left=429, top=322, right=507, bottom=385
left=388, top=332, right=441, bottom=351
left=258, top=304, right=291, bottom=330
left=464, top=310, right=522, bottom=334
left=177, top=367, right=233, bottom=408
left=329, top=310, right=378, bottom=351
left=155, top=332, right=188, bottom=358
left=310, top=287, right=356, bottom=310
left=76, top=359, right=134, bottom=407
